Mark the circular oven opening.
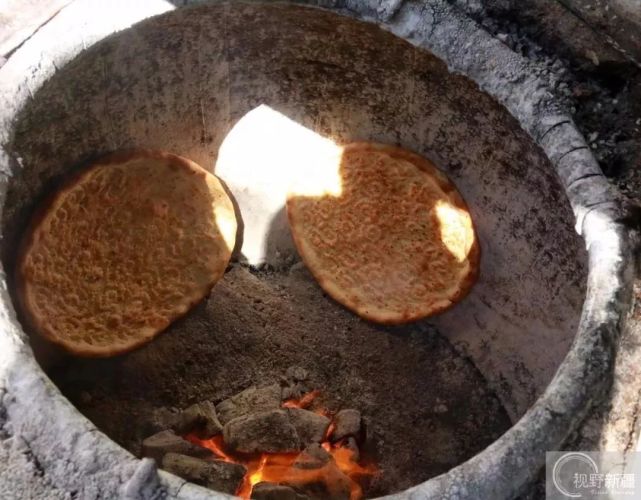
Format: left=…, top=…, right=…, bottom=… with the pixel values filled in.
left=0, top=2, right=590, bottom=498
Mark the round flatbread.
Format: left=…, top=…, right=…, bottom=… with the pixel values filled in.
left=286, top=142, right=479, bottom=324
left=17, top=151, right=237, bottom=356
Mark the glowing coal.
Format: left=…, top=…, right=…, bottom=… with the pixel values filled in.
left=141, top=370, right=379, bottom=499
left=186, top=389, right=377, bottom=499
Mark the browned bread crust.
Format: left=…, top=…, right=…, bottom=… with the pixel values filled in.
left=16, top=150, right=237, bottom=356
left=286, top=142, right=479, bottom=325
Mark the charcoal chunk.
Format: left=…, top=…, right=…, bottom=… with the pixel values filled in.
left=251, top=482, right=309, bottom=500
left=173, top=401, right=223, bottom=439
left=293, top=443, right=332, bottom=470
left=281, top=382, right=309, bottom=402
left=141, top=430, right=212, bottom=463
left=330, top=410, right=361, bottom=442
left=281, top=367, right=311, bottom=401
left=145, top=407, right=179, bottom=435
left=284, top=461, right=352, bottom=500
left=286, top=366, right=309, bottom=383
left=287, top=409, right=330, bottom=446
left=224, top=409, right=300, bottom=453
left=216, top=384, right=281, bottom=425
left=161, top=453, right=246, bottom=495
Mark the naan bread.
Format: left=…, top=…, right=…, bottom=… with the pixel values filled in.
left=286, top=143, right=479, bottom=324
left=17, top=151, right=237, bottom=356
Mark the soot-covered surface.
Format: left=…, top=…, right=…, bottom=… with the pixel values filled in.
left=0, top=3, right=589, bottom=497
left=46, top=263, right=510, bottom=497
left=1, top=3, right=588, bottom=423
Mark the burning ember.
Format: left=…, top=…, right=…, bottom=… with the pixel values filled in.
left=186, top=390, right=377, bottom=499
left=140, top=370, right=378, bottom=499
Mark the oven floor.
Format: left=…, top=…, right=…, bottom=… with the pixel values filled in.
left=46, top=263, right=510, bottom=496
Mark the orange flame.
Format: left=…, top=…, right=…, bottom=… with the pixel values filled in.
left=330, top=444, right=378, bottom=478
left=237, top=454, right=272, bottom=499
left=282, top=389, right=321, bottom=409
left=184, top=391, right=377, bottom=499
left=185, top=434, right=235, bottom=462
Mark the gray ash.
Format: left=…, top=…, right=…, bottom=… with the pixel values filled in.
left=449, top=0, right=641, bottom=200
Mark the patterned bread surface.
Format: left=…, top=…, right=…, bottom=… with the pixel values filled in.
left=286, top=142, right=479, bottom=324
left=18, top=151, right=237, bottom=356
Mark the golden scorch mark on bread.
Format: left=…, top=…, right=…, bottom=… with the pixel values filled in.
left=286, top=143, right=479, bottom=324
left=17, top=151, right=237, bottom=356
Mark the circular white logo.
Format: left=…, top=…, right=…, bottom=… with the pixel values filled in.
left=552, top=452, right=599, bottom=497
